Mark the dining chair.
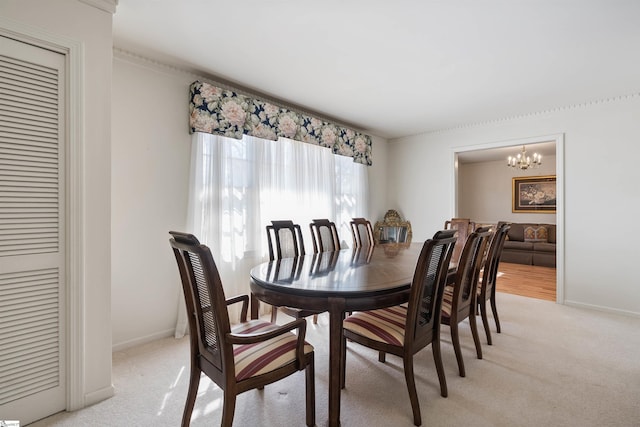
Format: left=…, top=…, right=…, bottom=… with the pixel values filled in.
left=350, top=217, right=375, bottom=248
left=267, top=220, right=322, bottom=324
left=441, top=226, right=491, bottom=377
left=267, top=220, right=305, bottom=261
left=341, top=229, right=457, bottom=426
left=444, top=217, right=476, bottom=265
left=169, top=231, right=315, bottom=427
left=477, top=222, right=511, bottom=345
left=309, top=218, right=341, bottom=253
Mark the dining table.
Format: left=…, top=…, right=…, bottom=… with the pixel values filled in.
left=249, top=242, right=439, bottom=427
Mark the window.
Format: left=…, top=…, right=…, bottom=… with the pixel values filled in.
left=188, top=132, right=368, bottom=290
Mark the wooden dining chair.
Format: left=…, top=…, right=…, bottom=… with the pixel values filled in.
left=477, top=222, right=511, bottom=344
left=350, top=217, right=375, bottom=248
left=309, top=219, right=340, bottom=278
left=441, top=226, right=491, bottom=377
left=266, top=220, right=305, bottom=261
left=341, top=229, right=457, bottom=426
left=444, top=217, right=476, bottom=265
left=309, top=219, right=341, bottom=253
left=169, top=231, right=315, bottom=427
left=267, top=220, right=322, bottom=324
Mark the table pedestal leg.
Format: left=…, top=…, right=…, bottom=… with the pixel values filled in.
left=328, top=297, right=345, bottom=427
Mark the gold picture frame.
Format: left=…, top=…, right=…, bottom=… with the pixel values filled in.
left=512, top=175, right=556, bottom=213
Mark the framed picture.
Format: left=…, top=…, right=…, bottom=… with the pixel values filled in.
left=512, top=175, right=556, bottom=213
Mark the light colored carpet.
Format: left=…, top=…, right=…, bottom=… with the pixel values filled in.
left=29, top=293, right=640, bottom=426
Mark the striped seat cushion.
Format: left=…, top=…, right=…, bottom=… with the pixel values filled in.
left=441, top=285, right=454, bottom=318
left=232, top=320, right=313, bottom=381
left=343, top=306, right=407, bottom=346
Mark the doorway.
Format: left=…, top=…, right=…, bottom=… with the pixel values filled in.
left=452, top=134, right=564, bottom=303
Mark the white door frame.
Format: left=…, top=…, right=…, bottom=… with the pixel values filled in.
left=0, top=18, right=86, bottom=410
left=451, top=134, right=565, bottom=304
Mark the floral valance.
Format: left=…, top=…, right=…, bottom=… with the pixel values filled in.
left=189, top=81, right=372, bottom=165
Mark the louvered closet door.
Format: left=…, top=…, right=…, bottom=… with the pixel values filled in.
left=0, top=35, right=66, bottom=424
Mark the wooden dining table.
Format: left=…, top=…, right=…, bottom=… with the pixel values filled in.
left=249, top=242, right=432, bottom=427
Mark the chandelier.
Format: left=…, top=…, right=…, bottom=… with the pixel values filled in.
left=507, top=145, right=542, bottom=170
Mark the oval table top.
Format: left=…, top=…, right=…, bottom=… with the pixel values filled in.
left=250, top=242, right=423, bottom=299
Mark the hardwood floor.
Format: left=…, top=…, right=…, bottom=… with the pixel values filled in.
left=495, top=262, right=556, bottom=301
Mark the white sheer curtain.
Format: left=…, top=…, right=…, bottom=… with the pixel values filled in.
left=175, top=132, right=369, bottom=337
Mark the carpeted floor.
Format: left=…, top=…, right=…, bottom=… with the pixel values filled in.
left=29, top=293, right=640, bottom=426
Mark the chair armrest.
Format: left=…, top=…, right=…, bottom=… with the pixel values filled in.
left=227, top=318, right=308, bottom=367
left=225, top=294, right=249, bottom=322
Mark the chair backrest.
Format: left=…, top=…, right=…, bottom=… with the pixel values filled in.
left=444, top=218, right=476, bottom=264
left=449, top=226, right=491, bottom=316
left=350, top=217, right=375, bottom=248
left=169, top=231, right=232, bottom=377
left=309, top=219, right=341, bottom=253
left=481, top=223, right=511, bottom=298
left=266, top=220, right=306, bottom=260
left=405, top=229, right=457, bottom=346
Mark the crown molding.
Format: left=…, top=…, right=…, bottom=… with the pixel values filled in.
left=113, top=47, right=203, bottom=80
left=426, top=92, right=640, bottom=136
left=112, top=47, right=364, bottom=132
left=78, top=0, right=118, bottom=14
left=113, top=48, right=639, bottom=140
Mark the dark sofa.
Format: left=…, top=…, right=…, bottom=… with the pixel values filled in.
left=498, top=222, right=556, bottom=268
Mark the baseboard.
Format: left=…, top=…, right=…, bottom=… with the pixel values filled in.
left=564, top=300, right=640, bottom=318
left=112, top=328, right=175, bottom=352
left=84, top=384, right=115, bottom=407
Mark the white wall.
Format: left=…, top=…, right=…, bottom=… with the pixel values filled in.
left=110, top=53, right=391, bottom=348
left=1, top=0, right=115, bottom=407
left=111, top=53, right=192, bottom=349
left=459, top=156, right=556, bottom=224
left=368, top=136, right=390, bottom=221
left=388, top=95, right=640, bottom=316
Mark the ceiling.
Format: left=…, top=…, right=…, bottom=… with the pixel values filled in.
left=112, top=1, right=640, bottom=140
left=456, top=141, right=556, bottom=164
